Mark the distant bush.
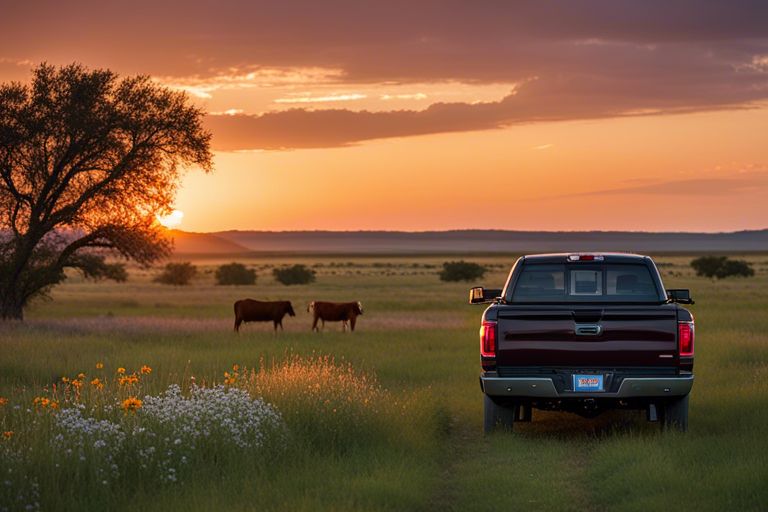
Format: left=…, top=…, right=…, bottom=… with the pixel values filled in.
left=273, top=264, right=316, bottom=285
left=215, top=262, right=256, bottom=285
left=154, top=262, right=197, bottom=285
left=690, top=256, right=754, bottom=279
left=439, top=260, right=486, bottom=282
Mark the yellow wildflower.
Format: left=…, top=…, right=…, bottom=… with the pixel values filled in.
left=2, top=431, right=12, bottom=440
left=0, top=397, right=7, bottom=406
left=95, top=362, right=104, bottom=369
left=77, top=372, right=86, bottom=380
left=61, top=376, right=70, bottom=383
left=117, top=367, right=126, bottom=375
left=121, top=397, right=142, bottom=412
left=140, top=365, right=152, bottom=375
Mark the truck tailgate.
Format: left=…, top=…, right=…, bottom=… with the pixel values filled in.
left=496, top=305, right=678, bottom=367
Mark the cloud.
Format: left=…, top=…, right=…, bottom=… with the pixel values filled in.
left=206, top=74, right=768, bottom=150
left=558, top=170, right=768, bottom=198
left=4, top=1, right=768, bottom=149
left=380, top=93, right=428, bottom=101
left=274, top=93, right=367, bottom=104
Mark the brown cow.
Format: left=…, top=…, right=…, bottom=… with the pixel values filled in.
left=234, top=299, right=296, bottom=333
left=308, top=301, right=363, bottom=332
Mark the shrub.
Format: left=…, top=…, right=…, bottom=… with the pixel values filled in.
left=154, top=262, right=197, bottom=285
left=439, top=260, right=486, bottom=282
left=215, top=262, right=256, bottom=285
left=690, top=256, right=754, bottom=279
left=272, top=264, right=316, bottom=285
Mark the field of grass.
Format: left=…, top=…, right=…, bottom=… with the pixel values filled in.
left=1, top=254, right=767, bottom=511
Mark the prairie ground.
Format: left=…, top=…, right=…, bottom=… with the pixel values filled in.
left=1, top=254, right=767, bottom=511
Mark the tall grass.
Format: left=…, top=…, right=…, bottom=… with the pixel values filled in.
left=0, top=355, right=444, bottom=512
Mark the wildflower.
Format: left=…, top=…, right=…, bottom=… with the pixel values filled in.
left=140, top=365, right=152, bottom=375
left=77, top=372, right=86, bottom=379
left=50, top=401, right=59, bottom=409
left=232, top=364, right=240, bottom=372
left=33, top=397, right=50, bottom=408
left=96, top=362, right=104, bottom=369
left=2, top=431, right=12, bottom=439
left=118, top=374, right=139, bottom=386
left=90, top=378, right=104, bottom=390
left=117, top=367, right=126, bottom=375
left=121, top=397, right=142, bottom=412
left=71, top=380, right=83, bottom=389
left=0, top=397, right=7, bottom=406
left=61, top=376, right=70, bottom=383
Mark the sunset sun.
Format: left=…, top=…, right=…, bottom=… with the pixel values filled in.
left=157, top=209, right=184, bottom=229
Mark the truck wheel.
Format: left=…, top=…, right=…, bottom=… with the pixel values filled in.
left=662, top=394, right=689, bottom=432
left=483, top=395, right=515, bottom=434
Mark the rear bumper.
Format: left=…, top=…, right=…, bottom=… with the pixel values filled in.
left=481, top=374, right=693, bottom=399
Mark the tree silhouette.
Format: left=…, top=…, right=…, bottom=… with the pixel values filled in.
left=0, top=64, right=212, bottom=319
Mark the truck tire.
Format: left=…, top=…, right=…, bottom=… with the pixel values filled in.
left=662, top=394, right=689, bottom=432
left=483, top=395, right=515, bottom=434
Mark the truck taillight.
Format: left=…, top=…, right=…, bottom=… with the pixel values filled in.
left=480, top=321, right=497, bottom=358
left=678, top=321, right=694, bottom=357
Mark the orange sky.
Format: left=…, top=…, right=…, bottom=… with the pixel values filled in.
left=2, top=1, right=767, bottom=232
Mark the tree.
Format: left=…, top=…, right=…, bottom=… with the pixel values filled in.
left=0, top=64, right=212, bottom=319
left=439, top=260, right=486, bottom=282
left=690, top=256, right=754, bottom=279
left=273, top=264, right=316, bottom=285
left=154, top=262, right=197, bottom=286
left=215, top=262, right=256, bottom=285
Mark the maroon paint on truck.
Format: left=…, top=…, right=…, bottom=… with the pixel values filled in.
left=495, top=305, right=680, bottom=367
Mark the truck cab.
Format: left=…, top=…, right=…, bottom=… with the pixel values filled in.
left=471, top=253, right=694, bottom=433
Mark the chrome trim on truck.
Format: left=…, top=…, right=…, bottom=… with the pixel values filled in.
left=481, top=375, right=694, bottom=398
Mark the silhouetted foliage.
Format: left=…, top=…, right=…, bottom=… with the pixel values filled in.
left=154, top=262, right=197, bottom=286
left=215, top=262, right=256, bottom=285
left=0, top=63, right=212, bottom=319
left=439, top=260, right=486, bottom=282
left=273, top=264, right=316, bottom=285
left=690, top=256, right=754, bottom=279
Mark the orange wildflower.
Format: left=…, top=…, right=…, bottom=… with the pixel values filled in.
left=2, top=431, right=12, bottom=440
left=121, top=397, right=142, bottom=412
left=140, top=365, right=152, bottom=375
left=95, top=362, right=104, bottom=369
left=117, top=367, right=126, bottom=375
left=33, top=397, right=50, bottom=408
left=0, top=397, right=7, bottom=406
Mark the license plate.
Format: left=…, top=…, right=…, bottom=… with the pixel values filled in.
left=573, top=374, right=604, bottom=392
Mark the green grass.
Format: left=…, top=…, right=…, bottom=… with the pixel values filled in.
left=1, top=254, right=767, bottom=511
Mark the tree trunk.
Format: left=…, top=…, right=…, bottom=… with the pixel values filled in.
left=0, top=295, right=24, bottom=321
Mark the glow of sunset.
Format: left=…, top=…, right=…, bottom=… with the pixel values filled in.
left=2, top=2, right=767, bottom=233
left=157, top=210, right=184, bottom=229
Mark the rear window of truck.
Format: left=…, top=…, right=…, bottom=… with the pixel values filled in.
left=510, top=263, right=660, bottom=303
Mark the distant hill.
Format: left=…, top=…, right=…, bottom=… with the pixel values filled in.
left=166, top=230, right=250, bottom=254
left=197, top=229, right=768, bottom=254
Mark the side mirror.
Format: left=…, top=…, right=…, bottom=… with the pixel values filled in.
left=667, top=289, right=694, bottom=305
left=469, top=287, right=502, bottom=304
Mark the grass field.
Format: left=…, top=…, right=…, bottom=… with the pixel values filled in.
left=1, top=254, right=767, bottom=511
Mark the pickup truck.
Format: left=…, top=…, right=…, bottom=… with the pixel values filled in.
left=470, top=253, right=694, bottom=433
